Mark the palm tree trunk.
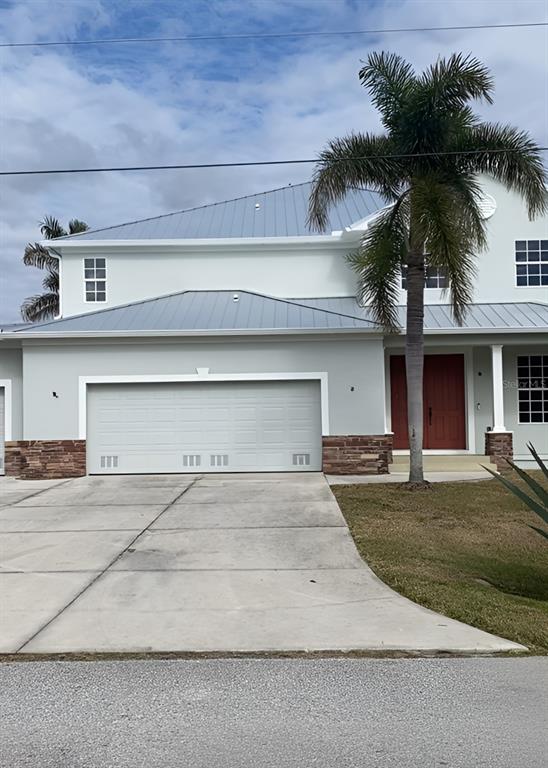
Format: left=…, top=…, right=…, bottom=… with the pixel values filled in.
left=405, top=248, right=426, bottom=483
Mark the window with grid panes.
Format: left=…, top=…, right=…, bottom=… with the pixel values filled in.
left=84, top=258, right=107, bottom=302
left=401, top=265, right=448, bottom=289
left=515, top=240, right=548, bottom=286
left=517, top=355, right=548, bottom=423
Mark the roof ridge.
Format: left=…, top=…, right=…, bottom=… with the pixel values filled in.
left=50, top=182, right=380, bottom=241
left=233, top=290, right=381, bottom=327
left=15, top=289, right=381, bottom=331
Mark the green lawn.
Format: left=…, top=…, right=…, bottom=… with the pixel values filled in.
left=333, top=475, right=548, bottom=654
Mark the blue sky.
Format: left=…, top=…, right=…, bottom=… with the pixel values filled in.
left=1, top=0, right=547, bottom=319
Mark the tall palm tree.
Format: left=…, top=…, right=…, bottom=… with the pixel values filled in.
left=21, top=216, right=89, bottom=322
left=308, top=52, right=546, bottom=485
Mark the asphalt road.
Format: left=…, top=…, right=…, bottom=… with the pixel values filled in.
left=1, top=658, right=547, bottom=767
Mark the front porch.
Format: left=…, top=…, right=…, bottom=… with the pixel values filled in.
left=383, top=338, right=548, bottom=472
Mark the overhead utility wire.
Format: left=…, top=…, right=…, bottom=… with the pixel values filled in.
left=1, top=21, right=547, bottom=48
left=2, top=147, right=548, bottom=177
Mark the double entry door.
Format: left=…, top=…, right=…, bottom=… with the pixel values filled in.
left=390, top=354, right=466, bottom=449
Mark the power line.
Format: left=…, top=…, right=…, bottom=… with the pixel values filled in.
left=2, top=147, right=547, bottom=177
left=1, top=21, right=547, bottom=48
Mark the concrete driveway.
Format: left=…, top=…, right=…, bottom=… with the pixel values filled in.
left=0, top=473, right=523, bottom=654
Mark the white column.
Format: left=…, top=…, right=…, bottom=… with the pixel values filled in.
left=491, top=344, right=506, bottom=432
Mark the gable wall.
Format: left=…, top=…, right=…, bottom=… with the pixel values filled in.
left=59, top=243, right=359, bottom=317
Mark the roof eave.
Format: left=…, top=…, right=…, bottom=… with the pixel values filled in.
left=422, top=326, right=548, bottom=334
left=43, top=234, right=360, bottom=252
left=7, top=326, right=382, bottom=340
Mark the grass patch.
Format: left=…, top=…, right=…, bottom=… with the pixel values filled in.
left=333, top=475, right=548, bottom=654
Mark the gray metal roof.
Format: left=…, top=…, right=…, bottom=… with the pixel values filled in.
left=51, top=182, right=385, bottom=241
left=12, top=291, right=380, bottom=335
left=0, top=322, right=31, bottom=332
left=293, top=298, right=548, bottom=330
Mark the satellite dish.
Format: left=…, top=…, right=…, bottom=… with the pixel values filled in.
left=477, top=192, right=497, bottom=219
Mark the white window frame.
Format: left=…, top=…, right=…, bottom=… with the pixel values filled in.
left=83, top=257, right=107, bottom=303
left=78, top=372, right=329, bottom=440
left=514, top=239, right=548, bottom=288
left=401, top=265, right=449, bottom=289
left=516, top=354, right=548, bottom=424
left=0, top=379, right=13, bottom=441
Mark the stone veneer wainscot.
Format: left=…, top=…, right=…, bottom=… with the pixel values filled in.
left=484, top=431, right=513, bottom=472
left=4, top=440, right=86, bottom=479
left=322, top=435, right=393, bottom=475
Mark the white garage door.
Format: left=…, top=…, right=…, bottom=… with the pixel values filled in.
left=87, top=381, right=322, bottom=474
left=0, top=388, right=4, bottom=475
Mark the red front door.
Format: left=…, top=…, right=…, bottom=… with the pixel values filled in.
left=390, top=354, right=466, bottom=449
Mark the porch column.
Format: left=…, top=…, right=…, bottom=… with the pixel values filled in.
left=490, top=344, right=506, bottom=431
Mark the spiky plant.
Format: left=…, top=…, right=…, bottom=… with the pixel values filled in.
left=21, top=216, right=88, bottom=322
left=308, top=52, right=547, bottom=485
left=484, top=443, right=548, bottom=541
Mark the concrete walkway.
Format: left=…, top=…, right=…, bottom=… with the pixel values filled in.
left=327, top=471, right=492, bottom=484
left=0, top=473, right=524, bottom=654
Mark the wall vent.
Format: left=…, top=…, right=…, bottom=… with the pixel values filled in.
left=292, top=453, right=311, bottom=466
left=182, top=454, right=201, bottom=468
left=210, top=454, right=229, bottom=467
left=100, top=455, right=119, bottom=469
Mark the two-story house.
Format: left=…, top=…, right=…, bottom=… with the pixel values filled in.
left=1, top=176, right=547, bottom=478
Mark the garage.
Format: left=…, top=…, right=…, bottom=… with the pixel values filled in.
left=86, top=380, right=322, bottom=474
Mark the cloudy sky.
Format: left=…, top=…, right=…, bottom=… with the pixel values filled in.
left=1, top=0, right=547, bottom=320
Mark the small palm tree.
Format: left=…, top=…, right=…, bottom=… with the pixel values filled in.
left=21, top=216, right=89, bottom=322
left=308, top=52, right=547, bottom=485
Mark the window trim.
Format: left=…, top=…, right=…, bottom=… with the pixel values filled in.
left=83, top=257, right=107, bottom=303
left=401, top=264, right=449, bottom=290
left=514, top=239, right=548, bottom=288
left=516, top=354, right=548, bottom=425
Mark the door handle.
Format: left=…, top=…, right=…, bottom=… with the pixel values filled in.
left=428, top=406, right=432, bottom=426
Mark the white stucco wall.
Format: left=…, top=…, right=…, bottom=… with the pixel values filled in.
left=21, top=336, right=387, bottom=440
left=385, top=177, right=548, bottom=307
left=58, top=241, right=359, bottom=317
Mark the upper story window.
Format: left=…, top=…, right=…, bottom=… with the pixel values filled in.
left=515, top=240, right=548, bottom=287
left=517, top=355, right=548, bottom=423
left=401, top=265, right=448, bottom=289
left=84, top=258, right=107, bottom=302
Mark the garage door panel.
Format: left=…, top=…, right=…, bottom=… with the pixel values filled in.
left=87, top=381, right=322, bottom=474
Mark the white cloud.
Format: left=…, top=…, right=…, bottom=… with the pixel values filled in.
left=1, top=0, right=546, bottom=319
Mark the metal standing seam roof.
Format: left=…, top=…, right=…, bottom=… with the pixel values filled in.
left=10, top=290, right=381, bottom=334
left=50, top=182, right=386, bottom=241
left=291, top=298, right=548, bottom=330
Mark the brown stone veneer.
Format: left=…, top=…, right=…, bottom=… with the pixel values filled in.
left=4, top=440, right=86, bottom=479
left=322, top=435, right=393, bottom=475
left=484, top=431, right=513, bottom=473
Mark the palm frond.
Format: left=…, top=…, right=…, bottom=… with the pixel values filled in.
left=347, top=193, right=409, bottom=331
left=42, top=268, right=59, bottom=293
left=359, top=52, right=415, bottom=131
left=453, top=123, right=548, bottom=217
left=68, top=219, right=89, bottom=234
left=421, top=53, right=494, bottom=109
left=20, top=292, right=59, bottom=322
left=40, top=216, right=66, bottom=240
left=411, top=176, right=481, bottom=324
left=307, top=133, right=402, bottom=231
left=23, top=242, right=58, bottom=270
